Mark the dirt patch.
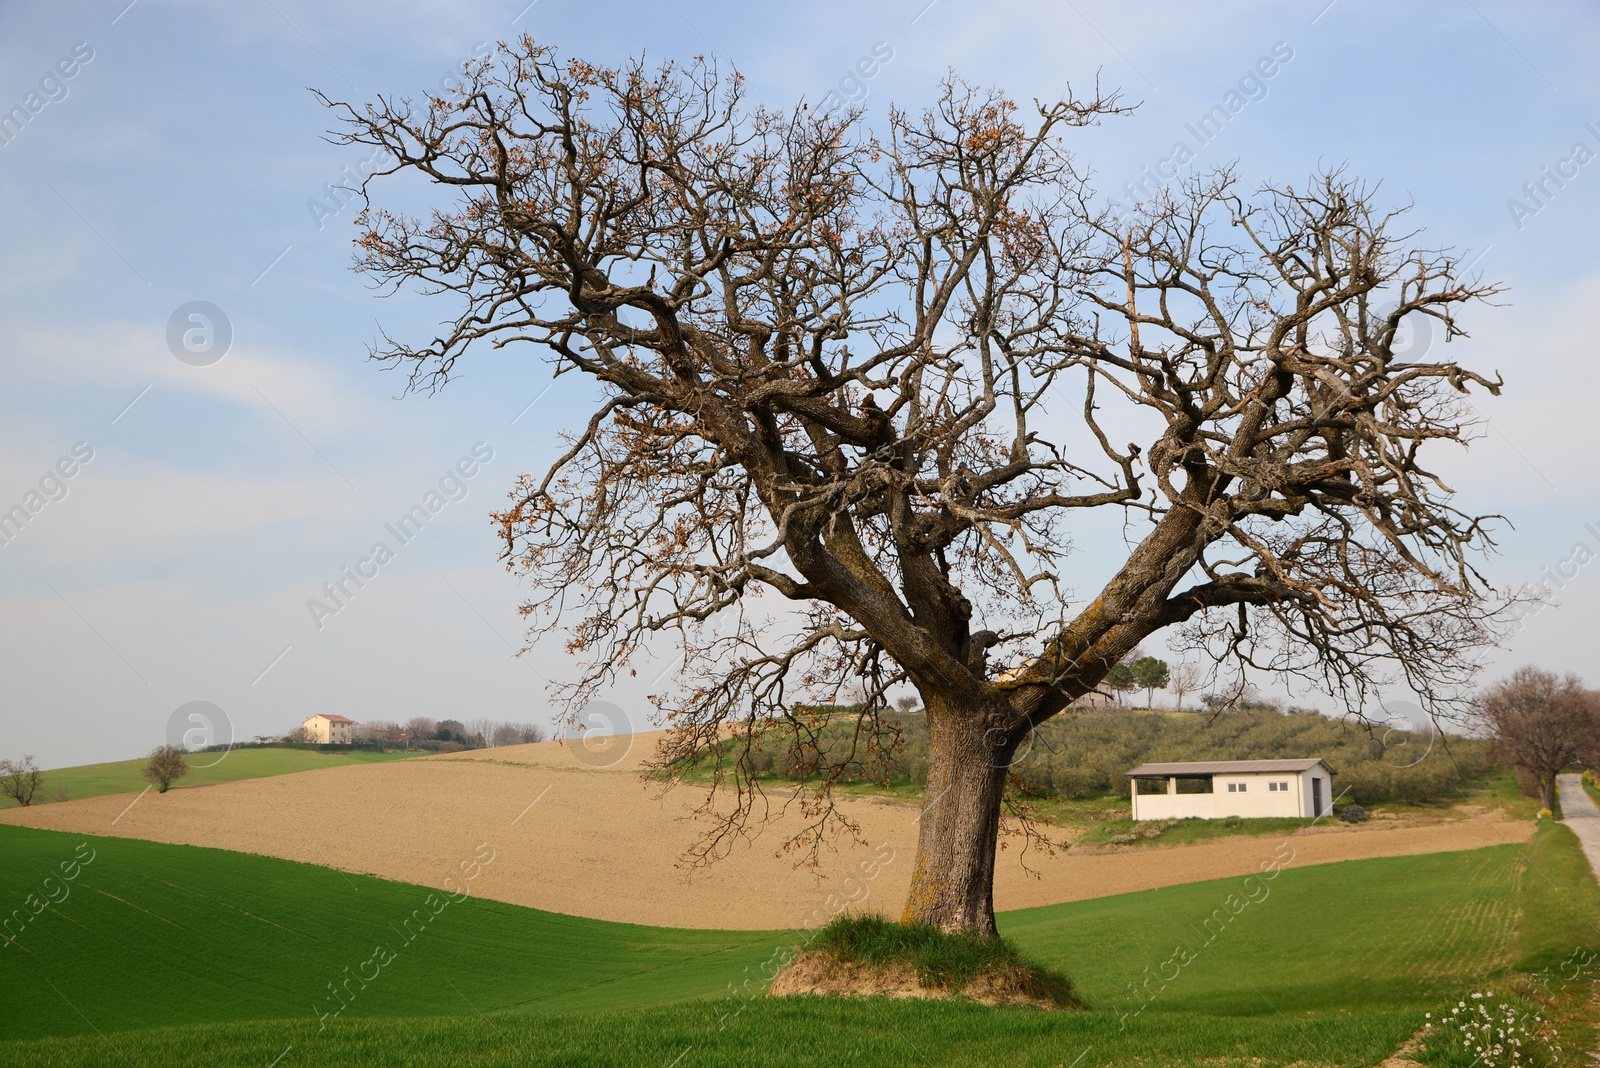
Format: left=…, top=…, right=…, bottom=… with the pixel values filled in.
left=1375, top=1028, right=1427, bottom=1067
left=0, top=733, right=1535, bottom=930
left=769, top=951, right=1073, bottom=1010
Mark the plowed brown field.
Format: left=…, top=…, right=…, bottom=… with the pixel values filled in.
left=0, top=734, right=1533, bottom=929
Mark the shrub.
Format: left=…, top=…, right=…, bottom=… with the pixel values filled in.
left=1338, top=804, right=1369, bottom=823
left=142, top=746, right=189, bottom=793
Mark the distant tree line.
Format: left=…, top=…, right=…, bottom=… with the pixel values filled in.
left=739, top=703, right=1496, bottom=806
left=1069, top=651, right=1202, bottom=711
left=745, top=666, right=1600, bottom=811
left=274, top=717, right=548, bottom=752
left=358, top=717, right=547, bottom=752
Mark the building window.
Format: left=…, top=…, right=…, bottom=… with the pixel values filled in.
left=1227, top=782, right=1247, bottom=793
left=1269, top=781, right=1290, bottom=792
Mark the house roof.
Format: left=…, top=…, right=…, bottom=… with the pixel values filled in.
left=1125, top=758, right=1334, bottom=777
left=305, top=714, right=357, bottom=724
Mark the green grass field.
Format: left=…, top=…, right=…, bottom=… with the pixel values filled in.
left=1512, top=816, right=1600, bottom=972
left=0, top=825, right=775, bottom=1043
left=2, top=747, right=422, bottom=808
left=4, top=818, right=1596, bottom=1066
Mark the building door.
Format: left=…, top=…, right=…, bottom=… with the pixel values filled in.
left=1311, top=778, right=1323, bottom=818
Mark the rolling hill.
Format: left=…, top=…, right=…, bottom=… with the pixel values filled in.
left=3, top=820, right=1592, bottom=1066
left=1, top=747, right=421, bottom=809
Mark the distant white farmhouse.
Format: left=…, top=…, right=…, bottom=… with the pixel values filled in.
left=1125, top=758, right=1335, bottom=821
left=302, top=714, right=356, bottom=745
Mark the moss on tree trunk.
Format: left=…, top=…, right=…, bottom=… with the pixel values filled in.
left=900, top=700, right=1013, bottom=937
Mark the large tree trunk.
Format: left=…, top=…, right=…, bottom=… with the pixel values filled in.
left=900, top=695, right=1012, bottom=936
left=1538, top=771, right=1556, bottom=813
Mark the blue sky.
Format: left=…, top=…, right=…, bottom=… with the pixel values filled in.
left=1, top=0, right=1597, bottom=767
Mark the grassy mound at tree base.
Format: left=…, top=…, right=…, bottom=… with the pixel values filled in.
left=769, top=916, right=1082, bottom=1010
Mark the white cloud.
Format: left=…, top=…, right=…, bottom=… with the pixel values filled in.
left=5, top=318, right=380, bottom=439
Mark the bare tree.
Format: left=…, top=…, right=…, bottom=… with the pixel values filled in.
left=329, top=41, right=1505, bottom=935
left=404, top=716, right=437, bottom=743
left=0, top=755, right=44, bottom=807
left=143, top=746, right=189, bottom=794
left=357, top=719, right=401, bottom=742
left=493, top=721, right=548, bottom=746
left=1474, top=667, right=1594, bottom=812
left=1168, top=662, right=1204, bottom=711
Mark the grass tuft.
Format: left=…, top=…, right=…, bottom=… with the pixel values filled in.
left=809, top=915, right=1017, bottom=987
left=801, top=914, right=1080, bottom=1006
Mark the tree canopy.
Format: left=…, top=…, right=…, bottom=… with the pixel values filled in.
left=143, top=745, right=189, bottom=794
left=327, top=39, right=1508, bottom=933
left=1130, top=656, right=1170, bottom=709
left=1474, top=666, right=1596, bottom=812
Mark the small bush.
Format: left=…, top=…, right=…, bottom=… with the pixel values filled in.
left=142, top=746, right=189, bottom=793
left=1339, top=804, right=1369, bottom=823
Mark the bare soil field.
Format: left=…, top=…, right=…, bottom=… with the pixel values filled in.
left=0, top=733, right=1534, bottom=930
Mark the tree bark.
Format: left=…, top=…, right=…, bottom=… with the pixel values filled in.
left=1538, top=771, right=1556, bottom=813
left=900, top=695, right=1012, bottom=936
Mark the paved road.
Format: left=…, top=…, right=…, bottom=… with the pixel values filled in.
left=1558, top=773, right=1600, bottom=877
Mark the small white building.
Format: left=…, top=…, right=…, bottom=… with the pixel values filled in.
left=1126, top=758, right=1336, bottom=821
left=302, top=714, right=356, bottom=744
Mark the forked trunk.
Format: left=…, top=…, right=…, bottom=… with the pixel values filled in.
left=900, top=696, right=1012, bottom=937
